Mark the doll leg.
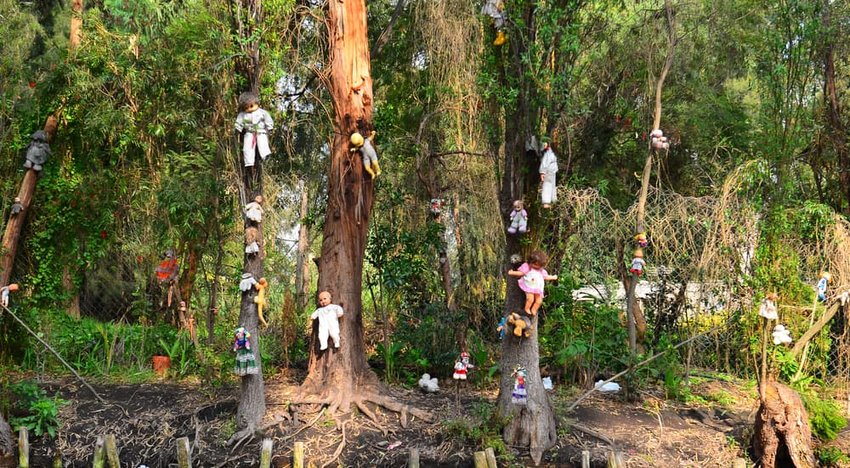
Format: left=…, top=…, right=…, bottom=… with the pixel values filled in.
left=524, top=293, right=534, bottom=314
left=530, top=294, right=543, bottom=315
left=330, top=325, right=341, bottom=348
left=243, top=135, right=256, bottom=167
left=518, top=218, right=527, bottom=233
left=362, top=155, right=376, bottom=178
left=318, top=325, right=329, bottom=350
left=257, top=134, right=271, bottom=160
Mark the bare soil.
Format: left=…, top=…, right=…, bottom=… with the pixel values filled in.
left=14, top=371, right=850, bottom=467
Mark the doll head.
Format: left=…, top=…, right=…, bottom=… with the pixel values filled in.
left=234, top=326, right=250, bottom=341
left=821, top=271, right=832, bottom=282
left=6, top=284, right=19, bottom=292
left=513, top=200, right=524, bottom=211
left=350, top=132, right=365, bottom=148
left=253, top=195, right=264, bottom=205
left=634, top=248, right=644, bottom=258
left=766, top=292, right=779, bottom=301
left=527, top=250, right=549, bottom=269
left=318, top=291, right=332, bottom=307
left=257, top=277, right=268, bottom=289
left=238, top=92, right=260, bottom=112
left=13, top=197, right=20, bottom=204
left=460, top=351, right=471, bottom=365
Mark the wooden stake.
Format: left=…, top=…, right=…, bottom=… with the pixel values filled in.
left=485, top=447, right=497, bottom=468
left=408, top=447, right=419, bottom=468
left=260, top=438, right=273, bottom=468
left=92, top=436, right=105, bottom=468
left=104, top=434, right=119, bottom=468
left=582, top=450, right=591, bottom=468
left=473, top=451, right=487, bottom=468
left=17, top=427, right=29, bottom=468
left=294, top=441, right=305, bottom=468
left=607, top=450, right=624, bottom=468
left=176, top=437, right=191, bottom=467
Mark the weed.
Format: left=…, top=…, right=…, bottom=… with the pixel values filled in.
left=816, top=446, right=849, bottom=467
left=8, top=381, right=66, bottom=438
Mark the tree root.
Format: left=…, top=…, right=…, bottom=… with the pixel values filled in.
left=290, top=388, right=434, bottom=428
left=321, top=420, right=349, bottom=468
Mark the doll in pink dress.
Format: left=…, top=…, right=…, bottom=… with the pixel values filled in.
left=508, top=250, right=558, bottom=316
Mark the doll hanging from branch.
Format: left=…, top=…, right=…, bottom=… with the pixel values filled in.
left=481, top=0, right=507, bottom=46
left=350, top=131, right=381, bottom=179
left=233, top=327, right=259, bottom=376
left=234, top=92, right=274, bottom=183
left=817, top=272, right=831, bottom=302
left=1, top=284, right=19, bottom=308
left=629, top=249, right=646, bottom=276
left=254, top=278, right=269, bottom=327
left=507, top=200, right=528, bottom=234
left=155, top=250, right=180, bottom=308
left=508, top=250, right=558, bottom=316
left=539, top=142, right=558, bottom=208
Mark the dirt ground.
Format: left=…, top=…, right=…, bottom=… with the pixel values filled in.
left=15, top=371, right=850, bottom=467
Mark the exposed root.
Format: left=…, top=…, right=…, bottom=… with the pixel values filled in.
left=226, top=423, right=256, bottom=450
left=355, top=399, right=379, bottom=423
left=291, top=387, right=434, bottom=428
left=321, top=420, right=349, bottom=468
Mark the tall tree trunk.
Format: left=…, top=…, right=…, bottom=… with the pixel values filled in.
left=295, top=179, right=311, bottom=311
left=69, top=0, right=83, bottom=51
left=822, top=1, right=850, bottom=215
left=495, top=4, right=556, bottom=465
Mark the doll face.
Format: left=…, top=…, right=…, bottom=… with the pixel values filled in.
left=254, top=195, right=263, bottom=205
left=318, top=291, right=332, bottom=307
left=513, top=201, right=523, bottom=211
left=245, top=102, right=259, bottom=112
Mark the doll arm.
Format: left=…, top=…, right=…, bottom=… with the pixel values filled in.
left=263, top=109, right=274, bottom=131
left=336, top=305, right=344, bottom=318
left=544, top=274, right=558, bottom=281
left=235, top=113, right=245, bottom=133
left=507, top=269, right=525, bottom=277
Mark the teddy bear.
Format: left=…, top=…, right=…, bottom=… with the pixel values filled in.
left=507, top=312, right=532, bottom=338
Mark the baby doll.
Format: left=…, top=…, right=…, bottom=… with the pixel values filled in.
left=507, top=200, right=528, bottom=234
left=10, top=197, right=23, bottom=216
left=758, top=293, right=778, bottom=320
left=481, top=0, right=507, bottom=46
left=630, top=249, right=646, bottom=276
left=1, top=284, right=19, bottom=308
left=245, top=227, right=260, bottom=255
left=310, top=291, right=344, bottom=350
left=634, top=232, right=648, bottom=248
left=817, top=271, right=831, bottom=302
left=508, top=250, right=558, bottom=316
left=234, top=92, right=274, bottom=168
left=511, top=366, right=528, bottom=405
left=245, top=195, right=264, bottom=223
left=350, top=131, right=381, bottom=179
left=233, top=326, right=259, bottom=376
left=539, top=142, right=558, bottom=208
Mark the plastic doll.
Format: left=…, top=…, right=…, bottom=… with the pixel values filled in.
left=758, top=293, right=778, bottom=320
left=233, top=327, right=259, bottom=376
left=508, top=250, right=558, bottom=316
left=497, top=316, right=507, bottom=339
left=634, top=232, right=648, bottom=248
left=481, top=0, right=507, bottom=46
left=630, top=249, right=646, bottom=276
left=1, top=284, right=19, bottom=308
left=10, top=197, right=23, bottom=216
left=245, top=195, right=264, bottom=223
left=452, top=352, right=474, bottom=380
left=310, top=291, right=344, bottom=350
left=350, top=131, right=381, bottom=178
left=539, top=142, right=558, bottom=208
left=507, top=200, right=528, bottom=234
left=511, top=366, right=528, bottom=405
left=650, top=129, right=669, bottom=150
left=234, top=92, right=274, bottom=168
left=817, top=272, right=831, bottom=302
left=245, top=227, right=260, bottom=255
left=254, top=278, right=269, bottom=327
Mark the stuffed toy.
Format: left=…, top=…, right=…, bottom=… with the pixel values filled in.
left=1, top=283, right=19, bottom=308
left=507, top=200, right=528, bottom=234
left=245, top=195, right=264, bottom=223
left=508, top=250, right=557, bottom=316
left=155, top=250, right=179, bottom=282
left=817, top=272, right=831, bottom=302
left=650, top=129, right=669, bottom=150
left=350, top=131, right=381, bottom=178
left=234, top=92, right=274, bottom=168
left=481, top=0, right=507, bottom=46
left=634, top=232, right=648, bottom=248
left=310, top=291, right=344, bottom=350
left=23, top=130, right=51, bottom=172
left=758, top=293, right=778, bottom=320
left=233, top=326, right=259, bottom=375
left=430, top=198, right=444, bottom=218
left=630, top=249, right=646, bottom=276
left=452, top=351, right=474, bottom=380
left=772, top=324, right=793, bottom=345
left=511, top=366, right=528, bottom=405
left=507, top=312, right=532, bottom=338
left=239, top=272, right=258, bottom=292
left=418, top=373, right=439, bottom=393
left=539, top=143, right=558, bottom=208
left=245, top=227, right=260, bottom=255
left=10, top=197, right=23, bottom=216
left=497, top=316, right=507, bottom=339
left=254, top=278, right=269, bottom=327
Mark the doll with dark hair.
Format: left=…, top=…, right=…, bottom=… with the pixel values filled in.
left=508, top=250, right=558, bottom=316
left=235, top=92, right=274, bottom=168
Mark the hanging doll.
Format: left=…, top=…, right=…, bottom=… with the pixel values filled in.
left=430, top=198, right=444, bottom=218
left=155, top=250, right=180, bottom=307
left=310, top=291, right=344, bottom=350
left=245, top=227, right=260, bottom=255
left=508, top=250, right=558, bottom=316
left=497, top=316, right=507, bottom=340
left=233, top=327, right=259, bottom=376
left=254, top=278, right=269, bottom=327
left=511, top=366, right=528, bottom=405
left=452, top=351, right=474, bottom=380
left=539, top=142, right=558, bottom=208
left=481, top=0, right=507, bottom=46
left=817, top=272, right=831, bottom=302
left=245, top=195, right=264, bottom=223
left=650, top=129, right=669, bottom=150
left=350, top=131, right=381, bottom=179
left=234, top=92, right=274, bottom=168
left=1, top=284, right=19, bottom=308
left=23, top=130, right=51, bottom=172
left=507, top=200, right=528, bottom=234
left=758, top=293, right=779, bottom=320
left=634, top=232, right=648, bottom=248
left=10, top=197, right=23, bottom=216
left=772, top=324, right=793, bottom=345
left=239, top=272, right=258, bottom=292
left=630, top=249, right=646, bottom=276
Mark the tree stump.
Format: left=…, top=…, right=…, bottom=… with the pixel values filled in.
left=0, top=414, right=12, bottom=461
left=752, top=381, right=815, bottom=468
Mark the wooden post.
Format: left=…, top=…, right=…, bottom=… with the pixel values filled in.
left=176, top=437, right=191, bottom=467
left=582, top=450, right=591, bottom=468
left=92, top=436, right=105, bottom=468
left=484, top=447, right=497, bottom=468
left=607, top=450, right=624, bottom=468
left=17, top=428, right=28, bottom=468
left=293, top=441, right=305, bottom=468
left=473, top=451, right=487, bottom=468
left=259, top=438, right=273, bottom=468
left=104, top=434, right=119, bottom=468
left=408, top=447, right=419, bottom=468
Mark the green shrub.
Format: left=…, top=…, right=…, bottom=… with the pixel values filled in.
left=816, top=446, right=849, bottom=467
left=8, top=381, right=66, bottom=438
left=801, top=392, right=847, bottom=441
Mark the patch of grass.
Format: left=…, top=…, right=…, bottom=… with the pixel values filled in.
left=705, top=389, right=736, bottom=407
left=442, top=402, right=512, bottom=459
left=816, top=446, right=849, bottom=467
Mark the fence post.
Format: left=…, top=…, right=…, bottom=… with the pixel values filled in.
left=484, top=447, right=497, bottom=468
left=104, top=434, right=120, bottom=468
left=294, top=441, right=305, bottom=468
left=473, top=451, right=487, bottom=468
left=259, top=438, right=273, bottom=468
left=408, top=447, right=419, bottom=468
left=176, top=437, right=191, bottom=468
left=92, top=436, right=105, bottom=468
left=607, top=450, right=624, bottom=468
left=17, top=427, right=29, bottom=468
left=582, top=450, right=591, bottom=468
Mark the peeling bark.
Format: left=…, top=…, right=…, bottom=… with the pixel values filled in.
left=753, top=381, right=815, bottom=468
